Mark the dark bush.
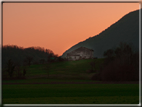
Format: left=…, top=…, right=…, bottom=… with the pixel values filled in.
left=101, top=55, right=139, bottom=81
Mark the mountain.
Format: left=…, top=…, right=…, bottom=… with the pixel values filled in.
left=62, top=9, right=140, bottom=58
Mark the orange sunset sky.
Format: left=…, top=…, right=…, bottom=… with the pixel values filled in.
left=3, top=2, right=140, bottom=56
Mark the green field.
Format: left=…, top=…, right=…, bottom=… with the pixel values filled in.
left=3, top=59, right=97, bottom=80
left=26, top=59, right=97, bottom=79
left=2, top=59, right=139, bottom=104
left=3, top=84, right=139, bottom=104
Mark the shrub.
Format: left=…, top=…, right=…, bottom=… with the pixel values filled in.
left=101, top=55, right=138, bottom=81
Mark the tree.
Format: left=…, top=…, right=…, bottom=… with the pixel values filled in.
left=115, top=42, right=133, bottom=58
left=23, top=68, right=26, bottom=77
left=115, top=42, right=133, bottom=65
left=15, top=65, right=23, bottom=79
left=47, top=53, right=55, bottom=62
left=39, top=59, right=45, bottom=64
left=103, top=49, right=114, bottom=64
left=104, top=49, right=114, bottom=58
left=92, top=42, right=139, bottom=81
left=25, top=56, right=33, bottom=66
left=6, top=59, right=15, bottom=78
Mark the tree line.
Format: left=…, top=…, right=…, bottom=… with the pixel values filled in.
left=91, top=42, right=139, bottom=81
left=2, top=45, right=64, bottom=79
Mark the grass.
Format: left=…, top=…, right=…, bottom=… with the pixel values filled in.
left=3, top=84, right=139, bottom=104
left=29, top=59, right=94, bottom=74
left=2, top=58, right=139, bottom=104
left=3, top=96, right=139, bottom=104
left=16, top=59, right=97, bottom=80
left=3, top=59, right=97, bottom=80
left=3, top=78, right=94, bottom=84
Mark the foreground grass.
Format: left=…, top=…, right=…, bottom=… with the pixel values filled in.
left=3, top=96, right=138, bottom=104
left=2, top=59, right=139, bottom=104
left=3, top=84, right=139, bottom=104
left=3, top=78, right=94, bottom=84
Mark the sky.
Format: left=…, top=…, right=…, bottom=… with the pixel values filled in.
left=2, top=1, right=140, bottom=56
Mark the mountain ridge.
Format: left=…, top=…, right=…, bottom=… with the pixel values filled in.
left=61, top=9, right=140, bottom=58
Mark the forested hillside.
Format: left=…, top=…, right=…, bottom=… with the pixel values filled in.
left=2, top=45, right=58, bottom=67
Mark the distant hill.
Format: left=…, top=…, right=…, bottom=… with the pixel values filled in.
left=62, top=9, right=140, bottom=58
left=2, top=45, right=55, bottom=66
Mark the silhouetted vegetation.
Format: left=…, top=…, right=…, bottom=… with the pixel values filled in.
left=23, top=68, right=26, bottom=77
left=6, top=59, right=15, bottom=78
left=92, top=43, right=139, bottom=81
left=2, top=45, right=57, bottom=66
left=15, top=65, right=23, bottom=79
left=57, top=56, right=65, bottom=62
left=39, top=59, right=45, bottom=64
left=2, top=59, right=26, bottom=80
left=25, top=56, right=33, bottom=66
left=2, top=45, right=60, bottom=79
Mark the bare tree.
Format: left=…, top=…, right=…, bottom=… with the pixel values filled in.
left=25, top=56, right=33, bottom=66
left=6, top=59, right=15, bottom=78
